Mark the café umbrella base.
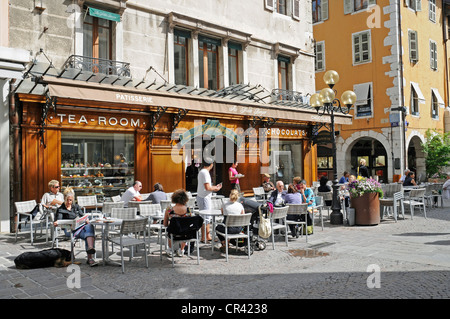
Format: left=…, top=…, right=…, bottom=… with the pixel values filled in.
left=350, top=193, right=380, bottom=226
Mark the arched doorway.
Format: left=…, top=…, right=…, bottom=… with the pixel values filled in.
left=350, top=138, right=388, bottom=182
left=407, top=135, right=426, bottom=183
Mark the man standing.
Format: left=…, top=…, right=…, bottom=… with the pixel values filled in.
left=197, top=158, right=222, bottom=242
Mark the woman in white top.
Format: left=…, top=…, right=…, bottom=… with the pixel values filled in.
left=215, top=189, right=244, bottom=252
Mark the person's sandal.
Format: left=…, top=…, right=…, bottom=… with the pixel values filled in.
left=87, top=258, right=98, bottom=267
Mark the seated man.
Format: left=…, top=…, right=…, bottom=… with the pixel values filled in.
left=268, top=181, right=286, bottom=207
left=145, top=182, right=166, bottom=204
left=41, top=180, right=64, bottom=209
left=121, top=181, right=143, bottom=207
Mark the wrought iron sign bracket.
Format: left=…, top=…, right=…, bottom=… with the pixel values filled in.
left=148, top=106, right=168, bottom=147
left=39, top=92, right=57, bottom=148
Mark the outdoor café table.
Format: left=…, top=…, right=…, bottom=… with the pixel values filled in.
left=198, top=209, right=222, bottom=252
left=90, top=217, right=122, bottom=266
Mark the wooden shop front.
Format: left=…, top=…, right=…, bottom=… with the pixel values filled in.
left=15, top=76, right=352, bottom=202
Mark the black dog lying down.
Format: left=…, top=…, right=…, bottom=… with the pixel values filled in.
left=14, top=248, right=80, bottom=269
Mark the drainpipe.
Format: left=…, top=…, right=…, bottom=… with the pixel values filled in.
left=9, top=80, right=21, bottom=232
left=444, top=3, right=450, bottom=110
left=397, top=0, right=407, bottom=171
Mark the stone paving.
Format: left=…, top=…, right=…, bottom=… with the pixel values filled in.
left=1, top=201, right=450, bottom=301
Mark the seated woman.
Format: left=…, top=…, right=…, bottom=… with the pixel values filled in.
left=163, top=189, right=192, bottom=257
left=215, top=189, right=245, bottom=252
left=53, top=188, right=97, bottom=267
left=285, top=184, right=302, bottom=238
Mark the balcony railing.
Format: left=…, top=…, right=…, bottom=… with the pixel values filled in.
left=61, top=55, right=131, bottom=77
left=271, top=89, right=308, bottom=105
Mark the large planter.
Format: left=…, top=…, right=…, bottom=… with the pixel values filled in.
left=350, top=192, right=380, bottom=226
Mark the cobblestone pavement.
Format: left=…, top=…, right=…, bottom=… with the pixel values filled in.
left=1, top=201, right=449, bottom=301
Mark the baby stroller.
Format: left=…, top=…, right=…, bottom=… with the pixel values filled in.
left=232, top=197, right=268, bottom=253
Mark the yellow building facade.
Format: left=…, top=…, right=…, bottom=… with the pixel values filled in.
left=313, top=0, right=448, bottom=182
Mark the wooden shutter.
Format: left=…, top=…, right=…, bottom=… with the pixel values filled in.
left=292, top=0, right=300, bottom=20
left=344, top=0, right=353, bottom=14
left=416, top=0, right=422, bottom=11
left=321, top=0, right=329, bottom=21
left=409, top=30, right=418, bottom=63
left=315, top=41, right=325, bottom=71
left=368, top=0, right=376, bottom=5
left=405, top=0, right=410, bottom=7
left=265, top=0, right=274, bottom=11
left=430, top=41, right=437, bottom=70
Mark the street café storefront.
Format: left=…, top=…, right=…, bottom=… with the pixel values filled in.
left=15, top=75, right=352, bottom=202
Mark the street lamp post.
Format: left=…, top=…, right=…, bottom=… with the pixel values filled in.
left=310, top=70, right=356, bottom=225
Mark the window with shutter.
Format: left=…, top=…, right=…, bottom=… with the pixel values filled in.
left=312, top=0, right=322, bottom=23
left=431, top=91, right=439, bottom=119
left=430, top=40, right=437, bottom=70
left=265, top=0, right=274, bottom=11
left=292, top=0, right=300, bottom=20
left=315, top=41, right=325, bottom=72
left=409, top=30, right=418, bottom=63
left=353, top=31, right=371, bottom=64
left=429, top=0, right=436, bottom=22
left=321, top=0, right=328, bottom=21
left=344, top=0, right=353, bottom=14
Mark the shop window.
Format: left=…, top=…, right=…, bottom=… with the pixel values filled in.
left=268, top=140, right=303, bottom=186
left=174, top=29, right=190, bottom=85
left=199, top=35, right=220, bottom=90
left=61, top=132, right=134, bottom=199
left=83, top=13, right=113, bottom=73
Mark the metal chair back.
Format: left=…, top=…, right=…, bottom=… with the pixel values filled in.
left=224, top=213, right=252, bottom=227
left=111, top=207, right=137, bottom=219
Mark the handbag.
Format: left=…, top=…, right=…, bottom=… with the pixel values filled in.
left=258, top=209, right=271, bottom=239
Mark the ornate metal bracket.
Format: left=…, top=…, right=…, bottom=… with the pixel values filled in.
left=39, top=93, right=57, bottom=148
left=148, top=106, right=168, bottom=147
left=172, top=108, right=188, bottom=132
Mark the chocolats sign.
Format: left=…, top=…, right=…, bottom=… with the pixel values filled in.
left=50, top=113, right=143, bottom=128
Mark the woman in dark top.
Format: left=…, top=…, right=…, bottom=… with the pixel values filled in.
left=318, top=176, right=332, bottom=206
left=403, top=172, right=417, bottom=186
left=54, top=189, right=97, bottom=266
left=358, top=159, right=370, bottom=178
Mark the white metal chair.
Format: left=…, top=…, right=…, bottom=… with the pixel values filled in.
left=424, top=184, right=443, bottom=208
left=269, top=206, right=289, bottom=249
left=215, top=213, right=252, bottom=262
left=317, top=191, right=333, bottom=218
left=403, top=188, right=427, bottom=220
left=253, top=187, right=266, bottom=201
left=160, top=199, right=172, bottom=213
left=127, top=200, right=152, bottom=212
left=379, top=191, right=405, bottom=222
left=111, top=195, right=121, bottom=202
left=102, top=201, right=125, bottom=217
left=285, top=203, right=309, bottom=242
left=51, top=219, right=77, bottom=263
left=110, top=207, right=137, bottom=220
left=139, top=203, right=166, bottom=260
left=14, top=200, right=47, bottom=245
left=107, top=218, right=149, bottom=273
left=313, top=196, right=324, bottom=230
left=187, top=197, right=197, bottom=210
left=77, top=195, right=101, bottom=218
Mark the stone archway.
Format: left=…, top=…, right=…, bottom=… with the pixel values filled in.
left=406, top=131, right=426, bottom=182
left=337, top=130, right=392, bottom=182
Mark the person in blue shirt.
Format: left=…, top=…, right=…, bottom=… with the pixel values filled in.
left=298, top=179, right=315, bottom=208
left=339, top=171, right=350, bottom=184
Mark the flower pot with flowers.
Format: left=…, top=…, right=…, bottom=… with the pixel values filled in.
left=347, top=178, right=384, bottom=226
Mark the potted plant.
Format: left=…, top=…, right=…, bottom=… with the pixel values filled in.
left=347, top=178, right=383, bottom=226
